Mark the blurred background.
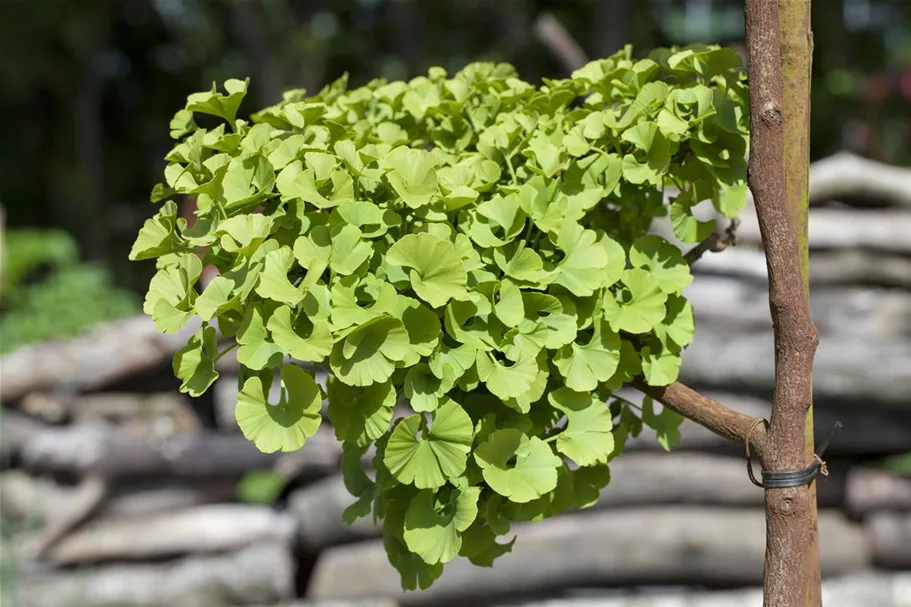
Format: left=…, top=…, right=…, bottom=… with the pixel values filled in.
left=1, top=1, right=910, bottom=606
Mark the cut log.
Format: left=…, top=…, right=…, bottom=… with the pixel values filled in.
left=101, top=478, right=240, bottom=518
left=252, top=600, right=399, bottom=607
left=678, top=331, right=911, bottom=408
left=867, top=511, right=911, bottom=568
left=290, top=453, right=846, bottom=552
left=808, top=151, right=911, bottom=209
left=15, top=540, right=295, bottom=607
left=290, top=475, right=380, bottom=551
left=308, top=507, right=868, bottom=604
left=17, top=391, right=199, bottom=437
left=0, top=315, right=201, bottom=402
left=0, top=471, right=72, bottom=523
left=684, top=276, right=911, bottom=339
left=46, top=504, right=296, bottom=565
left=483, top=571, right=911, bottom=607
left=845, top=468, right=911, bottom=516
left=736, top=208, right=911, bottom=253
left=2, top=409, right=340, bottom=479
left=694, top=246, right=911, bottom=289
left=616, top=390, right=911, bottom=456
left=214, top=373, right=241, bottom=431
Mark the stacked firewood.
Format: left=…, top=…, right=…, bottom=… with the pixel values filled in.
left=1, top=152, right=909, bottom=607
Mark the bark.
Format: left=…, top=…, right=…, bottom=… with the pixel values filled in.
left=630, top=380, right=768, bottom=459
left=308, top=508, right=867, bottom=605
left=744, top=2, right=821, bottom=606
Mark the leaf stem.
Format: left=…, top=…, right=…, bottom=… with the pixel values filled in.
left=214, top=341, right=238, bottom=362
left=543, top=433, right=561, bottom=444
left=505, top=154, right=518, bottom=183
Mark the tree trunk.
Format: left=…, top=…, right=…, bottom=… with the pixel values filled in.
left=779, top=1, right=820, bottom=605
left=743, top=1, right=821, bottom=606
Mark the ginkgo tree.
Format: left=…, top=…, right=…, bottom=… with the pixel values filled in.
left=131, top=44, right=753, bottom=588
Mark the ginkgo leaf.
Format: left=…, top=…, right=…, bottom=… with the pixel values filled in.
left=217, top=214, right=273, bottom=254
left=236, top=305, right=284, bottom=370
left=642, top=396, right=684, bottom=451
left=235, top=364, right=323, bottom=453
left=600, top=235, right=626, bottom=289
left=620, top=121, right=671, bottom=184
left=553, top=321, right=621, bottom=392
left=629, top=235, right=693, bottom=294
left=494, top=279, right=524, bottom=328
left=130, top=201, right=178, bottom=261
left=428, top=341, right=477, bottom=385
left=267, top=305, right=333, bottom=362
left=386, top=233, right=468, bottom=308
left=459, top=522, right=516, bottom=567
left=475, top=352, right=538, bottom=401
left=474, top=429, right=562, bottom=503
left=383, top=400, right=474, bottom=489
left=641, top=344, right=682, bottom=386
left=715, top=181, right=749, bottom=218
left=329, top=224, right=374, bottom=275
left=670, top=196, right=715, bottom=244
left=173, top=324, right=220, bottom=397
left=548, top=388, right=615, bottom=466
left=404, top=364, right=451, bottom=412
left=144, top=255, right=201, bottom=333
left=403, top=487, right=481, bottom=564
left=330, top=315, right=410, bottom=386
left=393, top=296, right=442, bottom=358
left=384, top=528, right=444, bottom=592
left=654, top=294, right=695, bottom=350
left=552, top=222, right=608, bottom=297
left=327, top=379, right=396, bottom=446
left=186, top=78, right=249, bottom=124
left=493, top=244, right=552, bottom=286
left=602, top=269, right=668, bottom=334
left=381, top=146, right=439, bottom=208
left=255, top=246, right=304, bottom=305
left=330, top=275, right=399, bottom=330
left=194, top=276, right=237, bottom=322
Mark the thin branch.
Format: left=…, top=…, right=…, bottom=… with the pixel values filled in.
left=533, top=12, right=589, bottom=73
left=684, top=218, right=740, bottom=266
left=630, top=379, right=767, bottom=459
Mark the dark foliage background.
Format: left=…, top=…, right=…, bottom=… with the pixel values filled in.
left=0, top=0, right=908, bottom=299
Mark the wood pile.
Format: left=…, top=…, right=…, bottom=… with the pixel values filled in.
left=1, top=152, right=909, bottom=607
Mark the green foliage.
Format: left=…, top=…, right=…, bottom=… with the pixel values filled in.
left=1, top=230, right=139, bottom=353
left=132, top=44, right=748, bottom=589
